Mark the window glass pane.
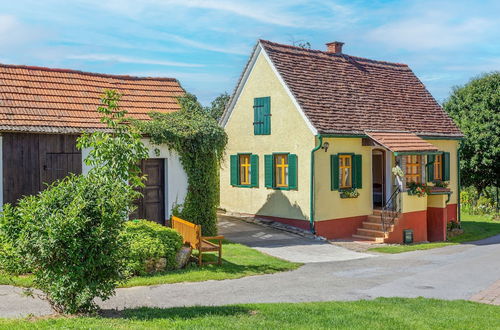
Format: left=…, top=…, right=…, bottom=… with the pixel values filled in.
left=274, top=154, right=288, bottom=187
left=239, top=154, right=250, bottom=185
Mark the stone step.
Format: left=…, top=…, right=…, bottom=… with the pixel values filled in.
left=366, top=214, right=384, bottom=223
left=362, top=221, right=383, bottom=230
left=356, top=228, right=387, bottom=238
left=352, top=234, right=385, bottom=243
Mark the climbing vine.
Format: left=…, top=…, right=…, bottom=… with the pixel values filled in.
left=137, top=94, right=227, bottom=235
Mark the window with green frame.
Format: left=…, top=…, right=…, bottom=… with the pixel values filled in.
left=230, top=154, right=259, bottom=187
left=264, top=153, right=298, bottom=190
left=331, top=153, right=362, bottom=190
left=427, top=152, right=450, bottom=182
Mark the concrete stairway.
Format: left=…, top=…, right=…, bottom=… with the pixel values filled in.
left=352, top=209, right=398, bottom=242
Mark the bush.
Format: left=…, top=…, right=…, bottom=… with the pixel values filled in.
left=461, top=186, right=498, bottom=215
left=0, top=204, right=31, bottom=274
left=10, top=172, right=134, bottom=314
left=122, top=220, right=183, bottom=276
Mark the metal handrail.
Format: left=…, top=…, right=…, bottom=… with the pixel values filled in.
left=381, top=186, right=401, bottom=232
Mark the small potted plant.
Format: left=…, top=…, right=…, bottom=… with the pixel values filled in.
left=340, top=187, right=360, bottom=199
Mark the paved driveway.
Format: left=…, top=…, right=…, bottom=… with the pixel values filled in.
left=218, top=215, right=374, bottom=263
left=1, top=219, right=499, bottom=318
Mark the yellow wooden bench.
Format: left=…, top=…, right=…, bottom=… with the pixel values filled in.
left=171, top=216, right=224, bottom=266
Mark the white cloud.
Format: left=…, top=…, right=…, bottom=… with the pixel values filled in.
left=367, top=14, right=495, bottom=51
left=0, top=15, right=45, bottom=50
left=67, top=54, right=204, bottom=67
left=156, top=32, right=249, bottom=55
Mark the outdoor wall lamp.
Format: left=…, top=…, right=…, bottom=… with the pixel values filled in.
left=322, top=141, right=330, bottom=152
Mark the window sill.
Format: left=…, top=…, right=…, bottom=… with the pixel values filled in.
left=268, top=186, right=296, bottom=191
left=232, top=184, right=255, bottom=188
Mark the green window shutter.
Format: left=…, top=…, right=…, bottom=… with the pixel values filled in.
left=262, top=97, right=271, bottom=135
left=443, top=152, right=451, bottom=181
left=253, top=98, right=261, bottom=135
left=427, top=154, right=435, bottom=182
left=264, top=154, right=274, bottom=188
left=230, top=155, right=238, bottom=186
left=288, top=154, right=298, bottom=189
left=330, top=154, right=339, bottom=190
left=353, top=154, right=362, bottom=189
left=253, top=97, right=271, bottom=135
left=250, top=154, right=259, bottom=187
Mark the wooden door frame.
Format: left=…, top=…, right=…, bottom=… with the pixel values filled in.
left=372, top=148, right=386, bottom=208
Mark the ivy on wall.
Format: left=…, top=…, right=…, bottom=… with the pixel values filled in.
left=137, top=94, right=228, bottom=236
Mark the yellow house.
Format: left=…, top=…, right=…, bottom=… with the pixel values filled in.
left=219, top=40, right=462, bottom=243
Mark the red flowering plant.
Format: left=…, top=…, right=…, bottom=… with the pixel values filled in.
left=407, top=182, right=429, bottom=197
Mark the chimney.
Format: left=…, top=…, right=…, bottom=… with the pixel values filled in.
left=326, top=41, right=344, bottom=54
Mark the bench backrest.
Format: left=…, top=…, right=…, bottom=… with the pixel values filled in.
left=171, top=216, right=201, bottom=249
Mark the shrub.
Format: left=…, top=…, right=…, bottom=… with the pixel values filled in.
left=122, top=220, right=183, bottom=276
left=0, top=90, right=150, bottom=314
left=12, top=172, right=133, bottom=314
left=0, top=204, right=31, bottom=274
left=461, top=186, right=497, bottom=215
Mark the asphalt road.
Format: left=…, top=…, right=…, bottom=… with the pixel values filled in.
left=1, top=217, right=499, bottom=318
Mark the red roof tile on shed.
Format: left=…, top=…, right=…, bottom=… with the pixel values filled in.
left=259, top=40, right=462, bottom=137
left=0, top=64, right=184, bottom=133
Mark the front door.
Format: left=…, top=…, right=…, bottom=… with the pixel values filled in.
left=372, top=150, right=385, bottom=208
left=131, top=159, right=165, bottom=224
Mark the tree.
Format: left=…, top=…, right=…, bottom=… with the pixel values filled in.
left=208, top=92, right=230, bottom=121
left=443, top=72, right=500, bottom=196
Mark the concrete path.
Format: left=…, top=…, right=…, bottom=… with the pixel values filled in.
left=218, top=215, right=374, bottom=263
left=1, top=219, right=499, bottom=318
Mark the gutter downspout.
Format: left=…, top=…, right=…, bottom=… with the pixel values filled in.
left=309, top=135, right=323, bottom=234
left=457, top=146, right=461, bottom=225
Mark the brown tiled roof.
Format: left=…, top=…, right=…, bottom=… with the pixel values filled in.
left=0, top=64, right=184, bottom=133
left=260, top=40, right=462, bottom=137
left=366, top=131, right=438, bottom=152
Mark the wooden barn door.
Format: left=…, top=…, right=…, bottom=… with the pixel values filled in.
left=2, top=133, right=82, bottom=205
left=40, top=135, right=82, bottom=189
left=131, top=159, right=165, bottom=225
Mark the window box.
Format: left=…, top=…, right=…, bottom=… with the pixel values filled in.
left=339, top=188, right=360, bottom=199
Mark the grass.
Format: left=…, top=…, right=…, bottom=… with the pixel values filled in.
left=123, top=240, right=300, bottom=287
left=0, top=297, right=498, bottom=329
left=0, top=240, right=300, bottom=288
left=369, top=212, right=500, bottom=254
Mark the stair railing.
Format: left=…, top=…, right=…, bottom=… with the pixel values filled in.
left=381, top=186, right=401, bottom=232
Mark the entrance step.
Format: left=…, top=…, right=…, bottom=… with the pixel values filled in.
left=362, top=221, right=383, bottom=230
left=366, top=214, right=383, bottom=223
left=356, top=228, right=386, bottom=238
left=352, top=234, right=385, bottom=243
left=352, top=210, right=400, bottom=243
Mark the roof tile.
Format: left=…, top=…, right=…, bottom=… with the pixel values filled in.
left=259, top=40, right=462, bottom=137
left=0, top=64, right=184, bottom=133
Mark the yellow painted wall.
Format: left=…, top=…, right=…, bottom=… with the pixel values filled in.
left=425, top=139, right=459, bottom=205
left=314, top=137, right=375, bottom=221
left=427, top=194, right=448, bottom=208
left=220, top=52, right=315, bottom=220
left=402, top=192, right=427, bottom=213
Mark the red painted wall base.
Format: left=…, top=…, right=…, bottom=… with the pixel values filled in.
left=427, top=207, right=448, bottom=241
left=314, top=215, right=367, bottom=239
left=256, top=204, right=458, bottom=243
left=256, top=215, right=310, bottom=231
left=447, top=203, right=458, bottom=222
left=386, top=210, right=428, bottom=243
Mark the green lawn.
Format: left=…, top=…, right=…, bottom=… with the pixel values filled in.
left=369, top=212, right=500, bottom=254
left=0, top=240, right=300, bottom=288
left=0, top=298, right=498, bottom=329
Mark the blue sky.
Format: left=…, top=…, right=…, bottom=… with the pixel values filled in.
left=0, top=0, right=498, bottom=105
